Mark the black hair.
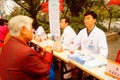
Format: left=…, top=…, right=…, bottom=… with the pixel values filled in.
left=4, top=19, right=8, bottom=23
left=84, top=11, right=97, bottom=19
left=60, top=17, right=70, bottom=25
left=32, top=20, right=39, bottom=30
left=0, top=19, right=5, bottom=26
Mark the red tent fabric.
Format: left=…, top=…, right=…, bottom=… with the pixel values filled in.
left=116, top=50, right=120, bottom=64
left=41, top=0, right=64, bottom=12
left=109, top=0, right=120, bottom=5
left=41, top=2, right=48, bottom=12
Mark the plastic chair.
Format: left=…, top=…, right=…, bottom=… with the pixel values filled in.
left=115, top=50, right=120, bottom=64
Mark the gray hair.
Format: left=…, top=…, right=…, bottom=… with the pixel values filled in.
left=8, top=15, right=33, bottom=37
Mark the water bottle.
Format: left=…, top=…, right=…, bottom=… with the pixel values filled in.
left=69, top=42, right=76, bottom=54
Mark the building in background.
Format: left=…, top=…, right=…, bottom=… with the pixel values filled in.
left=0, top=0, right=19, bottom=19
left=0, top=0, right=5, bottom=18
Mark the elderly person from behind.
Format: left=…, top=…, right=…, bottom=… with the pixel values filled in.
left=0, top=15, right=53, bottom=80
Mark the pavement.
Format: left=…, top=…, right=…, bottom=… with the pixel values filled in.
left=101, top=20, right=120, bottom=61
left=107, top=35, right=120, bottom=61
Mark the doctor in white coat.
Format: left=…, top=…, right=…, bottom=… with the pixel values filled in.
left=73, top=11, right=108, bottom=80
left=60, top=17, right=76, bottom=80
left=73, top=11, right=108, bottom=58
left=60, top=17, right=76, bottom=49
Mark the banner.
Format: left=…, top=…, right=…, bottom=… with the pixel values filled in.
left=41, top=0, right=64, bottom=12
left=49, top=0, right=60, bottom=40
left=109, top=0, right=120, bottom=5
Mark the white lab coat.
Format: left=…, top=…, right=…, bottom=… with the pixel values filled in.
left=73, top=26, right=108, bottom=58
left=61, top=26, right=76, bottom=48
left=61, top=26, right=76, bottom=79
left=35, top=26, right=46, bottom=40
left=35, top=26, right=45, bottom=36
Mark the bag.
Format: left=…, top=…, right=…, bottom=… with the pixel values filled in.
left=49, top=63, right=56, bottom=80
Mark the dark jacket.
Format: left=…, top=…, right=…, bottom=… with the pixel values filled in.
left=0, top=37, right=52, bottom=80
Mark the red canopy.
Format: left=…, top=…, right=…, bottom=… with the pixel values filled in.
left=109, top=0, right=120, bottom=5
left=41, top=0, right=64, bottom=12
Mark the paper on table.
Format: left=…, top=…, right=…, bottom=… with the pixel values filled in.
left=83, top=59, right=106, bottom=68
left=94, top=66, right=114, bottom=80
left=67, top=51, right=94, bottom=65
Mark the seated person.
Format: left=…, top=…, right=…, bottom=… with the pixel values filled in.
left=73, top=11, right=108, bottom=58
left=73, top=11, right=108, bottom=80
left=34, top=26, right=47, bottom=41
left=60, top=17, right=76, bottom=80
left=0, top=19, right=9, bottom=47
left=0, top=15, right=53, bottom=80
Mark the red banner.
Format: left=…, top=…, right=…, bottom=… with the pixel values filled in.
left=109, top=0, right=120, bottom=5
left=41, top=0, right=64, bottom=12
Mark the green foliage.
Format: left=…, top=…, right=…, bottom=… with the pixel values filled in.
left=70, top=22, right=107, bottom=34
left=65, top=0, right=86, bottom=17
left=9, top=7, right=30, bottom=19
left=117, top=10, right=120, bottom=18
left=96, top=23, right=107, bottom=32
left=70, top=22, right=108, bottom=34
left=9, top=7, right=23, bottom=18
left=69, top=17, right=85, bottom=33
left=40, top=22, right=50, bottom=33
left=9, top=0, right=120, bottom=32
left=69, top=17, right=84, bottom=23
left=118, top=32, right=120, bottom=35
left=70, top=23, right=85, bottom=34
left=62, top=16, right=108, bottom=34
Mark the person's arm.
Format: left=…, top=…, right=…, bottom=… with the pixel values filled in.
left=62, top=28, right=76, bottom=46
left=98, top=32, right=108, bottom=58
left=42, top=46, right=53, bottom=63
left=22, top=49, right=52, bottom=76
left=73, top=31, right=82, bottom=49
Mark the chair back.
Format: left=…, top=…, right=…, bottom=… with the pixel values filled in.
left=115, top=50, right=120, bottom=64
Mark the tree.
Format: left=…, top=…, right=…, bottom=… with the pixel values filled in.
left=103, top=4, right=120, bottom=30
left=65, top=0, right=86, bottom=17
left=13, top=0, right=46, bottom=29
left=64, top=0, right=106, bottom=17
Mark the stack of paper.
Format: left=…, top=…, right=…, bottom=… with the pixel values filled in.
left=67, top=52, right=94, bottom=65
left=83, top=59, right=105, bottom=68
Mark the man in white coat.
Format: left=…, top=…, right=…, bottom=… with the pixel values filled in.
left=60, top=17, right=76, bottom=80
left=73, top=11, right=108, bottom=80
left=60, top=17, right=76, bottom=49
left=73, top=11, right=108, bottom=58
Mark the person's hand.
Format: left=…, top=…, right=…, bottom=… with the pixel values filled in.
left=33, top=34, right=42, bottom=42
left=45, top=46, right=53, bottom=53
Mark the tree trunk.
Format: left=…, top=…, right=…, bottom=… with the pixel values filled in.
left=108, top=12, right=112, bottom=30
left=70, top=9, right=80, bottom=17
left=66, top=0, right=85, bottom=17
left=30, top=12, right=39, bottom=30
